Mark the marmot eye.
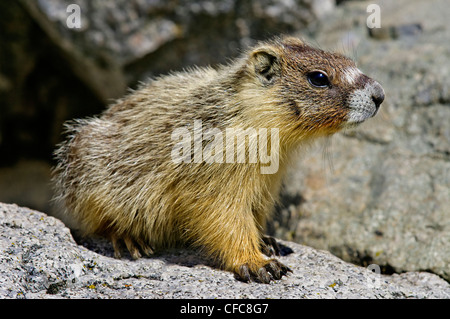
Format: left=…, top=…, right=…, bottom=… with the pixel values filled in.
left=307, top=71, right=330, bottom=88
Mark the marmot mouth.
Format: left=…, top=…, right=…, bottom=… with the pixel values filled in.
left=348, top=105, right=377, bottom=123
left=345, top=81, right=384, bottom=126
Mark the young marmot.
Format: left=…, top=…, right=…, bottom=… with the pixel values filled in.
left=53, top=36, right=384, bottom=283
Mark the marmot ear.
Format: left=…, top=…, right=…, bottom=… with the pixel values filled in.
left=251, top=48, right=280, bottom=85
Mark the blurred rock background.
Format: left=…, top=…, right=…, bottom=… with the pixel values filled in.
left=0, top=0, right=448, bottom=282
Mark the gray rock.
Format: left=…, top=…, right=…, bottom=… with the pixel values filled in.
left=271, top=0, right=450, bottom=282
left=19, top=0, right=335, bottom=102
left=1, top=203, right=448, bottom=299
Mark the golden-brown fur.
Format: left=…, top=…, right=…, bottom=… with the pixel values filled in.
left=53, top=36, right=383, bottom=283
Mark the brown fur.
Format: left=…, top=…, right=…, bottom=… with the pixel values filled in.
left=53, top=36, right=383, bottom=283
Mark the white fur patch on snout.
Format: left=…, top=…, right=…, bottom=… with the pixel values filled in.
left=346, top=82, right=379, bottom=126
left=341, top=67, right=362, bottom=85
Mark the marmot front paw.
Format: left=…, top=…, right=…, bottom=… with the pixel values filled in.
left=234, top=259, right=291, bottom=284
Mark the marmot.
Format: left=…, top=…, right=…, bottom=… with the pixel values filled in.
left=53, top=36, right=384, bottom=283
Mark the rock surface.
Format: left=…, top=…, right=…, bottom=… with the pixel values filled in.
left=1, top=203, right=449, bottom=299
left=271, top=0, right=450, bottom=282
left=21, top=0, right=335, bottom=99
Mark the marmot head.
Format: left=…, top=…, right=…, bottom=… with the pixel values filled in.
left=245, top=37, right=384, bottom=136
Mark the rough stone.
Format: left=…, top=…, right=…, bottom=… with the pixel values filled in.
left=1, top=203, right=448, bottom=299
left=19, top=0, right=335, bottom=102
left=271, top=0, right=450, bottom=282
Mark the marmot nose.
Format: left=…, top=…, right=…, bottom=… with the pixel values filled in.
left=371, top=82, right=385, bottom=110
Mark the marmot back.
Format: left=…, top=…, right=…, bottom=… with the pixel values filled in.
left=53, top=36, right=384, bottom=283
